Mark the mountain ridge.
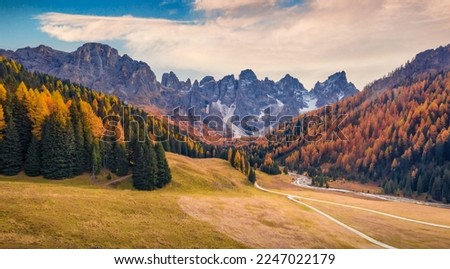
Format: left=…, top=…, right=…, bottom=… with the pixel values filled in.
left=0, top=43, right=358, bottom=122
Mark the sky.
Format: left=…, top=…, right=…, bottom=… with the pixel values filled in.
left=1, top=0, right=450, bottom=90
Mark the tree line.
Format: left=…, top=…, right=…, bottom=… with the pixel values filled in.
left=245, top=69, right=450, bottom=203
left=0, top=57, right=174, bottom=190
left=0, top=57, right=255, bottom=190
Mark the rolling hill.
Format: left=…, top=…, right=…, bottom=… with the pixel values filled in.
left=1, top=153, right=449, bottom=249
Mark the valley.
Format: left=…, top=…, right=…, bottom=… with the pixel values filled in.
left=1, top=153, right=448, bottom=249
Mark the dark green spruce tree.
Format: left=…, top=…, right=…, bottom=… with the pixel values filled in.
left=24, top=135, right=41, bottom=176
left=115, top=143, right=129, bottom=176
left=132, top=142, right=147, bottom=189
left=155, top=142, right=171, bottom=188
left=91, top=140, right=102, bottom=175
left=248, top=168, right=256, bottom=184
left=41, top=113, right=76, bottom=179
left=0, top=116, right=23, bottom=175
left=70, top=103, right=86, bottom=176
left=132, top=139, right=157, bottom=190
left=11, top=95, right=31, bottom=162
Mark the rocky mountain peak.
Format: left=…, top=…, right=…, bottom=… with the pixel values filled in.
left=76, top=42, right=118, bottom=55
left=73, top=42, right=120, bottom=66
left=329, top=70, right=347, bottom=80
left=161, top=71, right=181, bottom=89
left=200, top=76, right=215, bottom=87
left=34, top=45, right=54, bottom=54
left=312, top=71, right=358, bottom=107
left=278, top=74, right=306, bottom=91
left=239, top=69, right=257, bottom=81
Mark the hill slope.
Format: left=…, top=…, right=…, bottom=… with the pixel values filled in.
left=1, top=153, right=386, bottom=249
left=2, top=153, right=450, bottom=248
left=252, top=45, right=450, bottom=202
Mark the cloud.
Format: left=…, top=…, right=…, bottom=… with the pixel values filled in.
left=36, top=0, right=450, bottom=89
left=194, top=0, right=276, bottom=11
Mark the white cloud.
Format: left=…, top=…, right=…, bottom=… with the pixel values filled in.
left=194, top=0, right=277, bottom=11
left=36, top=0, right=450, bottom=89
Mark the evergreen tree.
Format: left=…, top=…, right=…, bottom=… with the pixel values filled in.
left=416, top=175, right=424, bottom=195
left=0, top=116, right=22, bottom=175
left=147, top=141, right=158, bottom=189
left=115, top=143, right=129, bottom=176
left=383, top=179, right=395, bottom=195
left=65, top=119, right=77, bottom=178
left=104, top=141, right=116, bottom=173
left=41, top=113, right=75, bottom=179
left=132, top=142, right=148, bottom=190
left=92, top=141, right=102, bottom=175
left=162, top=139, right=170, bottom=152
left=248, top=168, right=256, bottom=184
left=431, top=177, right=443, bottom=201
left=404, top=177, right=413, bottom=197
left=12, top=82, right=32, bottom=161
left=70, top=103, right=86, bottom=175
left=132, top=140, right=158, bottom=190
left=24, top=135, right=40, bottom=176
left=155, top=142, right=171, bottom=188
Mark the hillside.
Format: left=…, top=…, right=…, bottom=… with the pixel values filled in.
left=1, top=152, right=449, bottom=248
left=247, top=45, right=450, bottom=202
left=0, top=56, right=224, bottom=190
left=0, top=153, right=367, bottom=249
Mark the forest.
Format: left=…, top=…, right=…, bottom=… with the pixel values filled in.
left=248, top=69, right=450, bottom=202
left=0, top=57, right=255, bottom=189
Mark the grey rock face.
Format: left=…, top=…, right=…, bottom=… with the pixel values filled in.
left=0, top=43, right=160, bottom=105
left=0, top=43, right=359, bottom=126
left=311, top=71, right=358, bottom=107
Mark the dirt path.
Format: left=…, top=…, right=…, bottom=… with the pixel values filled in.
left=104, top=175, right=132, bottom=187
left=257, top=182, right=450, bottom=229
left=290, top=172, right=450, bottom=209
left=255, top=182, right=396, bottom=249
left=255, top=181, right=450, bottom=248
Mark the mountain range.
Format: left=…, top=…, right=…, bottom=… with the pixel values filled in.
left=0, top=43, right=358, bottom=123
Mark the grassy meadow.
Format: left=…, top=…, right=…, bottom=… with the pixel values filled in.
left=0, top=153, right=449, bottom=248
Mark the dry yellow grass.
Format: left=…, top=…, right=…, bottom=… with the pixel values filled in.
left=328, top=179, right=382, bottom=194
left=179, top=195, right=375, bottom=248
left=0, top=181, right=244, bottom=249
left=256, top=171, right=450, bottom=226
left=304, top=201, right=450, bottom=248
left=256, top=170, right=450, bottom=248
left=1, top=153, right=449, bottom=249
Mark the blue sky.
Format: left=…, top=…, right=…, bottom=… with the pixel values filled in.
left=0, top=0, right=195, bottom=52
left=1, top=0, right=449, bottom=89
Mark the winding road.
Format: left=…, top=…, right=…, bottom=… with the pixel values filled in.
left=255, top=182, right=450, bottom=249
